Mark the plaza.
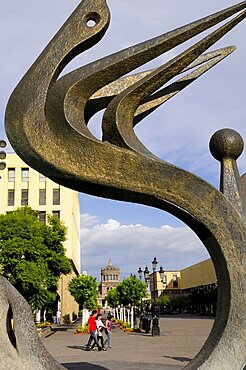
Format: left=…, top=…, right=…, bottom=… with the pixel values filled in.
left=41, top=316, right=214, bottom=370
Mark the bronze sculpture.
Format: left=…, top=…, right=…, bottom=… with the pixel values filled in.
left=3, top=0, right=246, bottom=368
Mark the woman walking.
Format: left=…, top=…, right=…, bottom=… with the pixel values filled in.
left=104, top=314, right=113, bottom=349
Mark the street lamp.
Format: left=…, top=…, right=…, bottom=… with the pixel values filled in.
left=151, top=257, right=158, bottom=305
left=138, top=259, right=165, bottom=336
left=144, top=266, right=150, bottom=285
left=152, top=257, right=158, bottom=272
left=138, top=267, right=143, bottom=280
left=159, top=265, right=164, bottom=282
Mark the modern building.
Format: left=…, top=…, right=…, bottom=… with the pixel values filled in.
left=97, top=259, right=120, bottom=307
left=149, top=258, right=216, bottom=299
left=0, top=153, right=81, bottom=322
left=180, top=258, right=216, bottom=290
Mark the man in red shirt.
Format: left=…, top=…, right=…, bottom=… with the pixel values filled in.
left=86, top=310, right=102, bottom=351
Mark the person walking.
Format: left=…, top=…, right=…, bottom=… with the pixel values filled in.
left=56, top=310, right=61, bottom=324
left=91, top=313, right=107, bottom=350
left=86, top=310, right=102, bottom=351
left=52, top=311, right=57, bottom=324
left=104, top=314, right=113, bottom=349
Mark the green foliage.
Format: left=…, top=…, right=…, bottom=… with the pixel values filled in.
left=116, top=275, right=147, bottom=306
left=155, top=295, right=170, bottom=306
left=76, top=323, right=88, bottom=333
left=68, top=274, right=98, bottom=310
left=170, top=295, right=191, bottom=309
left=106, top=287, right=120, bottom=308
left=36, top=322, right=52, bottom=328
left=0, top=207, right=72, bottom=309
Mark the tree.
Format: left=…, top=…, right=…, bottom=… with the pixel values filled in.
left=155, top=295, right=170, bottom=306
left=116, top=275, right=147, bottom=306
left=68, top=274, right=98, bottom=310
left=106, top=287, right=120, bottom=308
left=0, top=207, right=72, bottom=310
left=170, top=295, right=191, bottom=313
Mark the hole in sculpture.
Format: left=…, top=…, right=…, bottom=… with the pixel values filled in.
left=6, top=305, right=16, bottom=348
left=80, top=195, right=218, bottom=366
left=87, top=19, right=97, bottom=28
left=85, top=12, right=101, bottom=28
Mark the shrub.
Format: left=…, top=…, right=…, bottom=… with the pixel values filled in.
left=76, top=323, right=88, bottom=333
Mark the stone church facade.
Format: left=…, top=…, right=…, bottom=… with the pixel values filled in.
left=97, top=259, right=120, bottom=307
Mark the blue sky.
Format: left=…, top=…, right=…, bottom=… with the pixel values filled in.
left=1, top=0, right=246, bottom=280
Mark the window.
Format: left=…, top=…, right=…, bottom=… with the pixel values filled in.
left=173, top=274, right=178, bottom=288
left=8, top=190, right=15, bottom=206
left=39, top=189, right=46, bottom=205
left=21, top=189, right=28, bottom=205
left=39, top=173, right=46, bottom=182
left=8, top=168, right=15, bottom=182
left=39, top=211, right=46, bottom=222
left=21, top=168, right=29, bottom=182
left=53, top=188, right=60, bottom=205
left=109, top=274, right=112, bottom=281
left=52, top=211, right=60, bottom=219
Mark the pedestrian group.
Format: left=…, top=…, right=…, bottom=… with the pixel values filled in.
left=86, top=310, right=113, bottom=351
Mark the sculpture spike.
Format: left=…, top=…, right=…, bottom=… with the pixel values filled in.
left=102, top=11, right=246, bottom=157
left=84, top=46, right=235, bottom=125
left=210, top=128, right=246, bottom=222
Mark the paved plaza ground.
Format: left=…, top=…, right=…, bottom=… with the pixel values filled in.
left=41, top=316, right=214, bottom=370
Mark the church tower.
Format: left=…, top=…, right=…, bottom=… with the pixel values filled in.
left=97, top=259, right=120, bottom=307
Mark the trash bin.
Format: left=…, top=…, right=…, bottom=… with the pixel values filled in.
left=142, top=317, right=151, bottom=334
left=146, top=317, right=151, bottom=334
left=139, top=314, right=144, bottom=329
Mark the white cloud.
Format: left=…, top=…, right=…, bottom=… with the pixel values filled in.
left=80, top=215, right=209, bottom=280
left=80, top=213, right=99, bottom=228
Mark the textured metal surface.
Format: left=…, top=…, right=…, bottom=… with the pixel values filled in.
left=0, top=277, right=64, bottom=369
left=4, top=0, right=246, bottom=369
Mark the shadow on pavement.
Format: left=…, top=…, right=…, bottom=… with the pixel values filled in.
left=67, top=345, right=84, bottom=351
left=52, top=324, right=76, bottom=331
left=62, top=362, right=183, bottom=370
left=62, top=362, right=109, bottom=370
left=163, top=356, right=192, bottom=362
left=67, top=345, right=106, bottom=352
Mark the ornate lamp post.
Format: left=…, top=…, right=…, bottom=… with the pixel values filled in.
left=144, top=266, right=150, bottom=286
left=137, top=267, right=143, bottom=280
left=151, top=257, right=158, bottom=302
left=151, top=256, right=158, bottom=272
left=138, top=258, right=164, bottom=336
left=159, top=265, right=164, bottom=281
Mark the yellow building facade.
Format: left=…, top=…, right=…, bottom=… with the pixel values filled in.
left=0, top=153, right=80, bottom=322
left=150, top=270, right=181, bottom=300
left=150, top=259, right=216, bottom=298
left=180, top=258, right=216, bottom=290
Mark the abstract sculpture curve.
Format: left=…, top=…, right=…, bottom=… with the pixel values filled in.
left=4, top=1, right=246, bottom=369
